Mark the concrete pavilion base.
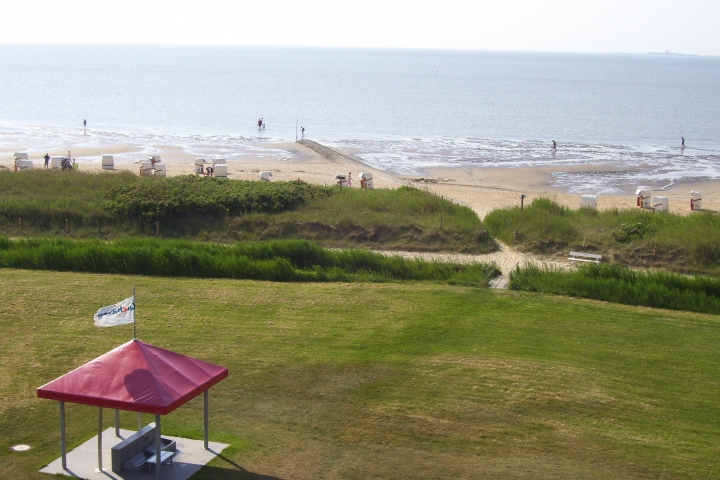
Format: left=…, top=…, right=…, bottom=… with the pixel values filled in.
left=40, top=427, right=229, bottom=480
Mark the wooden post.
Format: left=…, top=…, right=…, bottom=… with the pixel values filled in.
left=653, top=246, right=657, bottom=259
left=65, top=218, right=69, bottom=233
left=227, top=223, right=231, bottom=236
left=583, top=237, right=586, bottom=248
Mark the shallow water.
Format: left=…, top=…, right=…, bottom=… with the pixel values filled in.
left=1, top=45, right=719, bottom=192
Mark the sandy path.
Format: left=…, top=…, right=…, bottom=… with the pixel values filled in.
left=373, top=240, right=566, bottom=273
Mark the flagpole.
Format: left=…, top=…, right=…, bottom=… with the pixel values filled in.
left=133, top=286, right=137, bottom=340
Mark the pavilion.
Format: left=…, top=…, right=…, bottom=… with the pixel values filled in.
left=37, top=339, right=229, bottom=479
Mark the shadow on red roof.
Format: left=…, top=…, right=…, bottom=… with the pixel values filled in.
left=37, top=340, right=228, bottom=415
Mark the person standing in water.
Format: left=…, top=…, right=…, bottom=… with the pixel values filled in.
left=681, top=137, right=685, bottom=148
left=551, top=140, right=557, bottom=151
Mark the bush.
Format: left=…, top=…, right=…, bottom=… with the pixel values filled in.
left=105, top=176, right=334, bottom=220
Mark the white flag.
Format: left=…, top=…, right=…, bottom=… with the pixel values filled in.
left=94, top=296, right=135, bottom=327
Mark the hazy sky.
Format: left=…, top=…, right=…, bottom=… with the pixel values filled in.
left=4, top=0, right=719, bottom=55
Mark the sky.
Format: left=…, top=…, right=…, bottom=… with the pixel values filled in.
left=4, top=0, right=720, bottom=55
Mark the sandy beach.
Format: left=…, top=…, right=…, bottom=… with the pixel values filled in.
left=4, top=136, right=720, bottom=276
left=5, top=138, right=718, bottom=220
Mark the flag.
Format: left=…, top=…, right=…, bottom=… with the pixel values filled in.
left=94, top=296, right=135, bottom=327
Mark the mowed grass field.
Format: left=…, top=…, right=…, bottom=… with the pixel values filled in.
left=1, top=269, right=719, bottom=479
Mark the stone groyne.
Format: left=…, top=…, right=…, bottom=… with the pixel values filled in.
left=297, top=139, right=369, bottom=167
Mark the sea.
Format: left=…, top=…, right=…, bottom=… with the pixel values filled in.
left=1, top=44, right=719, bottom=193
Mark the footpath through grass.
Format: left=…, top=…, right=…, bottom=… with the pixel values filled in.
left=511, top=263, right=720, bottom=315
left=0, top=171, right=494, bottom=253
left=0, top=237, right=491, bottom=285
left=1, top=270, right=720, bottom=479
left=484, top=198, right=720, bottom=274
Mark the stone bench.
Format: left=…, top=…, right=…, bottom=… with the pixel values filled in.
left=568, top=251, right=602, bottom=264
left=112, top=424, right=157, bottom=473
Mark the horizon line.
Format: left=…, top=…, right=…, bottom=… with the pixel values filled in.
left=1, top=41, right=717, bottom=58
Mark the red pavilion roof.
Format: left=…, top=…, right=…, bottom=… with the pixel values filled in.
left=37, top=340, right=228, bottom=415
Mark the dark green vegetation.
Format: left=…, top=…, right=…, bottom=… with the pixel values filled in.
left=0, top=170, right=493, bottom=253
left=230, top=186, right=490, bottom=252
left=3, top=270, right=720, bottom=478
left=0, top=237, right=490, bottom=285
left=484, top=198, right=720, bottom=274
left=106, top=175, right=332, bottom=220
left=511, top=262, right=720, bottom=315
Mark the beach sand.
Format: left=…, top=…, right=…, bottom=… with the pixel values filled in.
left=4, top=140, right=719, bottom=220
left=5, top=138, right=718, bottom=272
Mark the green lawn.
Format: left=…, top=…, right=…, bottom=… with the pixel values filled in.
left=1, top=269, right=719, bottom=479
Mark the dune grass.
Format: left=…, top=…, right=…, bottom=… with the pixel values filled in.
left=0, top=171, right=493, bottom=253
left=2, top=270, right=720, bottom=478
left=0, top=237, right=490, bottom=285
left=230, top=186, right=494, bottom=253
left=484, top=198, right=720, bottom=274
left=510, top=262, right=720, bottom=315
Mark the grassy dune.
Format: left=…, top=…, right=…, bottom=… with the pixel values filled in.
left=484, top=198, right=720, bottom=274
left=0, top=171, right=493, bottom=253
left=1, top=270, right=720, bottom=479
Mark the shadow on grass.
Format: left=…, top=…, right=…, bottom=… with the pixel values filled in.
left=194, top=453, right=284, bottom=480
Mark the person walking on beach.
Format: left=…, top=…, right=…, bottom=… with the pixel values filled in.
left=347, top=172, right=353, bottom=187
left=258, top=118, right=262, bottom=129
left=83, top=119, right=86, bottom=128
left=44, top=153, right=50, bottom=169
left=681, top=136, right=685, bottom=148
left=551, top=140, right=557, bottom=151
left=300, top=126, right=305, bottom=136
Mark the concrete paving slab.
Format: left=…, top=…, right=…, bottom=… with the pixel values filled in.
left=40, top=427, right=229, bottom=480
left=489, top=275, right=510, bottom=289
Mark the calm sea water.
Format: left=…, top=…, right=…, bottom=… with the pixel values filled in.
left=1, top=45, right=719, bottom=192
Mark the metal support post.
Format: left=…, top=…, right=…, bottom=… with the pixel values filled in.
left=137, top=412, right=142, bottom=431
left=114, top=409, right=120, bottom=437
left=60, top=401, right=67, bottom=470
left=97, top=407, right=103, bottom=472
left=204, top=390, right=209, bottom=450
left=155, top=415, right=162, bottom=480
